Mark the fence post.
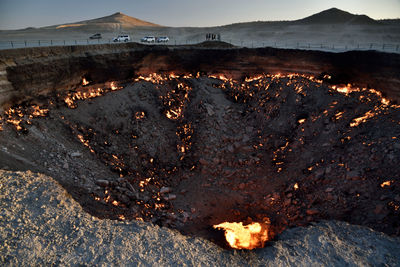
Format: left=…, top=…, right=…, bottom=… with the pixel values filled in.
left=370, top=43, right=373, bottom=49
left=38, top=40, right=41, bottom=46
left=51, top=40, right=53, bottom=45
left=382, top=44, right=385, bottom=50
left=63, top=40, right=65, bottom=45
left=75, top=40, right=77, bottom=45
left=10, top=41, right=13, bottom=48
left=24, top=40, right=27, bottom=47
left=357, top=44, right=359, bottom=49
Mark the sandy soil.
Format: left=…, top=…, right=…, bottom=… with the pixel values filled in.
left=1, top=170, right=399, bottom=266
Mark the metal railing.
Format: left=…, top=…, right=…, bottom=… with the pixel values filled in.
left=0, top=38, right=399, bottom=53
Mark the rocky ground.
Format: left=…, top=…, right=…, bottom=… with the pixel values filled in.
left=1, top=170, right=400, bottom=266
left=0, top=73, right=399, bottom=249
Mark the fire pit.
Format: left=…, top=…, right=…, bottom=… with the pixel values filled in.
left=0, top=71, right=399, bottom=249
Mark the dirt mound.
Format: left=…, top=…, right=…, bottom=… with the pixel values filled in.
left=1, top=170, right=399, bottom=266
left=0, top=73, right=399, bottom=248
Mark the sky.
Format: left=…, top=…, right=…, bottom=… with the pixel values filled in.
left=0, top=0, right=399, bottom=30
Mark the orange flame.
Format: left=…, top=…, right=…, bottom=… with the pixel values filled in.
left=82, top=78, right=89, bottom=86
left=380, top=181, right=393, bottom=188
left=350, top=110, right=377, bottom=127
left=213, top=221, right=272, bottom=249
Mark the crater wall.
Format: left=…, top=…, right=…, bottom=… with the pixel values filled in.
left=0, top=42, right=399, bottom=110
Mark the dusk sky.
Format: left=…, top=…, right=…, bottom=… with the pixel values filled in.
left=0, top=0, right=399, bottom=30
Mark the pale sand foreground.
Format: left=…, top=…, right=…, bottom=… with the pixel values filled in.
left=1, top=170, right=399, bottom=266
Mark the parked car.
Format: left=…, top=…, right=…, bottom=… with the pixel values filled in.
left=141, top=36, right=156, bottom=43
left=156, top=36, right=169, bottom=43
left=89, top=33, right=102, bottom=39
left=113, top=35, right=130, bottom=42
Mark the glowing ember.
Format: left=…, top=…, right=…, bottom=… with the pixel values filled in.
left=335, top=111, right=345, bottom=120
left=82, top=77, right=89, bottom=86
left=350, top=110, right=377, bottom=127
left=31, top=105, right=49, bottom=117
left=380, top=181, right=393, bottom=188
left=135, top=111, right=145, bottom=120
left=294, top=183, right=299, bottom=190
left=110, top=82, right=118, bottom=90
left=213, top=221, right=272, bottom=249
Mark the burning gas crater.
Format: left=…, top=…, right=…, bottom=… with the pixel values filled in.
left=1, top=72, right=399, bottom=250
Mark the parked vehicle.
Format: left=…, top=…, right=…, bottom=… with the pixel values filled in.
left=113, top=35, right=130, bottom=42
left=156, top=36, right=169, bottom=43
left=141, top=36, right=156, bottom=43
left=89, top=33, right=102, bottom=39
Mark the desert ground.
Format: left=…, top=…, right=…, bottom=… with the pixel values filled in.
left=0, top=8, right=399, bottom=52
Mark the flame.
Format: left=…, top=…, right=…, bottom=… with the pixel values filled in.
left=245, top=75, right=264, bottom=82
left=350, top=110, right=377, bottom=127
left=331, top=84, right=359, bottom=95
left=213, top=220, right=272, bottom=249
left=334, top=111, right=345, bottom=120
left=134, top=73, right=168, bottom=84
left=380, top=181, right=393, bottom=188
left=31, top=105, right=49, bottom=117
left=135, top=111, right=145, bottom=120
left=3, top=105, right=50, bottom=131
left=82, top=78, right=89, bottom=86
left=294, top=183, right=299, bottom=190
left=110, top=82, right=118, bottom=90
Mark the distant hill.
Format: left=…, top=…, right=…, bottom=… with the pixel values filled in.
left=294, top=8, right=380, bottom=25
left=45, top=12, right=162, bottom=31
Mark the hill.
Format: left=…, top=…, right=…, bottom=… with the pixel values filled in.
left=294, top=8, right=380, bottom=25
left=46, top=12, right=162, bottom=30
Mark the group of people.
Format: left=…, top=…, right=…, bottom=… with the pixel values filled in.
left=205, top=33, right=221, bottom=41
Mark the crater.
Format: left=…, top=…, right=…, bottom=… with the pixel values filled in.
left=0, top=45, right=399, bottom=249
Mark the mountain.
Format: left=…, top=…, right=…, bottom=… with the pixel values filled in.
left=47, top=12, right=162, bottom=30
left=294, top=8, right=380, bottom=25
